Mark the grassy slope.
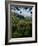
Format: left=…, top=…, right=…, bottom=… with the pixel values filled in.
left=10, top=14, right=32, bottom=38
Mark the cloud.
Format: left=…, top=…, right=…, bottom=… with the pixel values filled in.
left=11, top=6, right=32, bottom=17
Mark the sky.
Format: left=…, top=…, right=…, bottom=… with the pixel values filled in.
left=11, top=5, right=32, bottom=17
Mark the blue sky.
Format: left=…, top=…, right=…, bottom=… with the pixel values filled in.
left=11, top=6, right=32, bottom=17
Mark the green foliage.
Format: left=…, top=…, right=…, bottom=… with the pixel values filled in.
left=11, top=14, right=32, bottom=38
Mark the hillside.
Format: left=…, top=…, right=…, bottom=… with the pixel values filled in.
left=10, top=13, right=32, bottom=38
